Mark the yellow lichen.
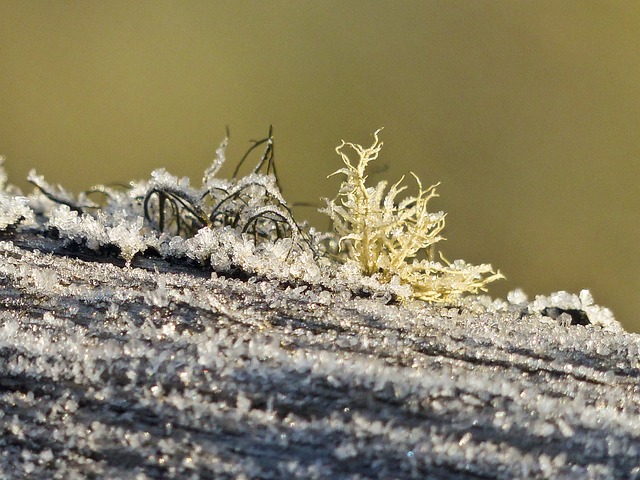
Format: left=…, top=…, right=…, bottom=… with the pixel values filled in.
left=323, top=129, right=503, bottom=303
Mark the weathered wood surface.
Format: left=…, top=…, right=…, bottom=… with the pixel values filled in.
left=0, top=231, right=639, bottom=479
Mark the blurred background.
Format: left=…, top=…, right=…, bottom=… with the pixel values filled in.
left=1, top=1, right=638, bottom=330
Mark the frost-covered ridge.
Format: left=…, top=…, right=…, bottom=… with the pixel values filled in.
left=0, top=238, right=635, bottom=478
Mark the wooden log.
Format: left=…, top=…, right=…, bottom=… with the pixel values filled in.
left=0, top=230, right=638, bottom=479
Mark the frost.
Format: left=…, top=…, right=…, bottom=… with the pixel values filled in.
left=203, top=134, right=229, bottom=186
left=507, top=288, right=529, bottom=305
left=531, top=289, right=622, bottom=332
left=0, top=193, right=33, bottom=230
left=17, top=133, right=310, bottom=268
left=0, top=157, right=34, bottom=230
left=48, top=205, right=109, bottom=251
left=47, top=205, right=147, bottom=265
left=106, top=216, right=148, bottom=265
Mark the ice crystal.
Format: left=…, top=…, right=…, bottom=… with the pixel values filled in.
left=203, top=133, right=229, bottom=186
left=322, top=129, right=503, bottom=303
left=47, top=205, right=147, bottom=265
left=0, top=158, right=34, bottom=230
left=531, top=289, right=621, bottom=332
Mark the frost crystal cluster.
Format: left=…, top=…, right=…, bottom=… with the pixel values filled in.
left=0, top=157, right=34, bottom=230
left=17, top=133, right=322, bottom=278
left=322, top=129, right=503, bottom=303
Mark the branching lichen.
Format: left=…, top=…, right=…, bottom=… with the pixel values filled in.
left=322, top=129, right=503, bottom=303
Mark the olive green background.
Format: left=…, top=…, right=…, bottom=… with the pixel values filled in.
left=1, top=1, right=638, bottom=330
